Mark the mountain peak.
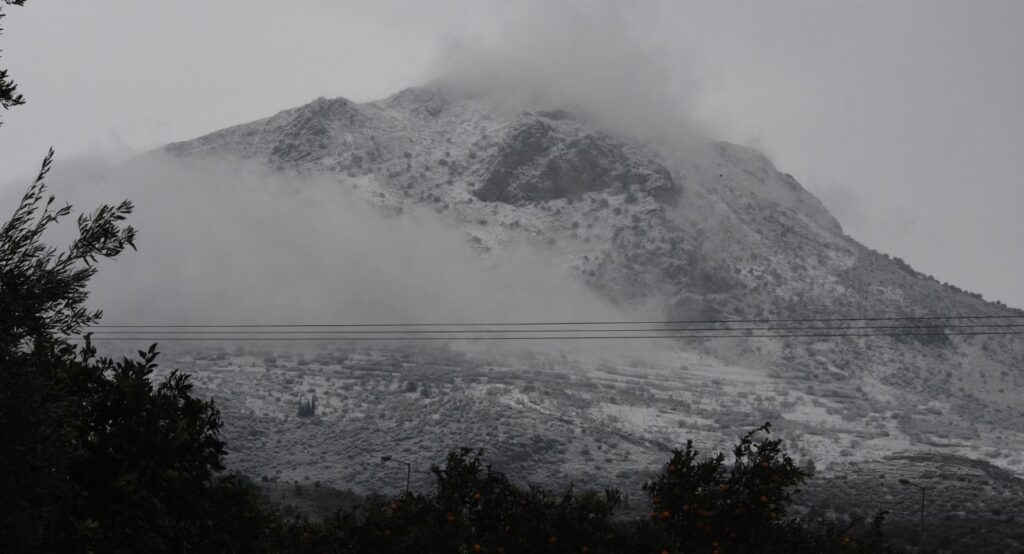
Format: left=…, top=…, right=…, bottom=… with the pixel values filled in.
left=165, top=83, right=1014, bottom=328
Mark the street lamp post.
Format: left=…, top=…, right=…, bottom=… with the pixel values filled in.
left=899, top=478, right=927, bottom=551
left=381, top=455, right=411, bottom=495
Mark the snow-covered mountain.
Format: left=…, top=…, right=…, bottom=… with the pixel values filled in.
left=167, top=81, right=1014, bottom=320
left=160, top=81, right=1024, bottom=518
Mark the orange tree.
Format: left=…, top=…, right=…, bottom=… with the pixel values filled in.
left=276, top=449, right=626, bottom=553
left=261, top=436, right=893, bottom=553
left=640, top=422, right=890, bottom=553
left=643, top=423, right=805, bottom=551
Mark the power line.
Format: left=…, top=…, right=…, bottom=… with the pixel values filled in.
left=84, top=314, right=1024, bottom=329
left=69, top=330, right=1024, bottom=341
left=78, top=323, right=1024, bottom=335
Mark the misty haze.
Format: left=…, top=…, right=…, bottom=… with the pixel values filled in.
left=2, top=2, right=1023, bottom=553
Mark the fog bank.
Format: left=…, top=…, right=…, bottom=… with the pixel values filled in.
left=26, top=154, right=632, bottom=332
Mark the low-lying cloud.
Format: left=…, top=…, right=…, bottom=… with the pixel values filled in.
left=25, top=154, right=631, bottom=336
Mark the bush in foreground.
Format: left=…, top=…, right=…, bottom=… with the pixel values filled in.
left=267, top=430, right=891, bottom=554
left=0, top=152, right=277, bottom=552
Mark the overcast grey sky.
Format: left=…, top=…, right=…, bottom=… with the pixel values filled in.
left=1, top=0, right=1022, bottom=308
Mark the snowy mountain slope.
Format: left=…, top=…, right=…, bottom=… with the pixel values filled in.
left=166, top=81, right=1011, bottom=320
left=159, top=80, right=1024, bottom=491
left=166, top=82, right=1021, bottom=348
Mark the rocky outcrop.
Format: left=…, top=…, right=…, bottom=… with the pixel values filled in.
left=473, top=114, right=679, bottom=205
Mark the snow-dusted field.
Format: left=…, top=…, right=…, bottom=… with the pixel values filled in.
left=105, top=340, right=1024, bottom=501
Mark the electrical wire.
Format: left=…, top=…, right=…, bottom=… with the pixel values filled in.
left=83, top=313, right=1024, bottom=329
left=78, top=323, right=1024, bottom=335
left=69, top=330, right=1024, bottom=341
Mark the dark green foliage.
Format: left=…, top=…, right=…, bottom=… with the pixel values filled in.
left=643, top=423, right=805, bottom=550
left=0, top=0, right=27, bottom=120
left=0, top=155, right=274, bottom=552
left=259, top=448, right=627, bottom=554
left=0, top=150, right=136, bottom=356
left=0, top=149, right=139, bottom=551
left=641, top=423, right=890, bottom=553
left=63, top=344, right=224, bottom=550
left=253, top=441, right=894, bottom=553
left=0, top=26, right=284, bottom=540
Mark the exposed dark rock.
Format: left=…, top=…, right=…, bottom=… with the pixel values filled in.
left=385, top=85, right=451, bottom=118
left=473, top=116, right=679, bottom=205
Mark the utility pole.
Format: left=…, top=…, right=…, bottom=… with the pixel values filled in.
left=899, top=478, right=928, bottom=551
left=919, top=486, right=925, bottom=546
left=381, top=455, right=411, bottom=495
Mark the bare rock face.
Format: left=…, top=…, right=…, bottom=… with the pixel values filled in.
left=268, top=97, right=367, bottom=164
left=473, top=114, right=679, bottom=205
